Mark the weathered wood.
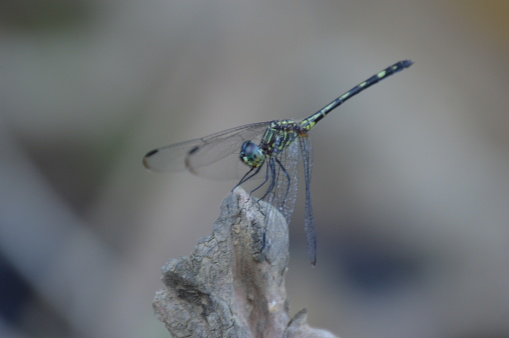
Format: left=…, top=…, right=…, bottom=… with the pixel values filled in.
left=153, top=187, right=338, bottom=338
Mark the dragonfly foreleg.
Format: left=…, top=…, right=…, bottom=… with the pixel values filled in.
left=258, top=158, right=277, bottom=201
left=274, top=156, right=292, bottom=210
left=250, top=162, right=271, bottom=195
left=235, top=166, right=262, bottom=191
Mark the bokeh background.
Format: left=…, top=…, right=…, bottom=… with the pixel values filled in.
left=1, top=1, right=509, bottom=337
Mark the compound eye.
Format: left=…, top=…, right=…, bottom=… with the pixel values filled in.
left=240, top=141, right=265, bottom=168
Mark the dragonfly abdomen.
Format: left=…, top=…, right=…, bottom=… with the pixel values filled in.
left=300, top=60, right=413, bottom=132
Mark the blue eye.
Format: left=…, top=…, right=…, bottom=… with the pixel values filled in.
left=240, top=141, right=265, bottom=168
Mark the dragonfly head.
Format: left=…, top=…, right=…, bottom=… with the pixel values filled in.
left=240, top=140, right=265, bottom=168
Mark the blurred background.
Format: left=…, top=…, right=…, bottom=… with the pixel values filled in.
left=1, top=0, right=509, bottom=337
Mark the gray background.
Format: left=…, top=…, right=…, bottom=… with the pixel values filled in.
left=1, top=1, right=509, bottom=337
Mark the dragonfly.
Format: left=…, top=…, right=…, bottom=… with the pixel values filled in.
left=144, top=60, right=413, bottom=265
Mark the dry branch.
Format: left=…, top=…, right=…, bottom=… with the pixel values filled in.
left=153, top=187, right=338, bottom=338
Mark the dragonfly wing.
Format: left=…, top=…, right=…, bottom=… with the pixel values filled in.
left=299, top=136, right=316, bottom=265
left=262, top=140, right=300, bottom=227
left=143, top=122, right=270, bottom=180
left=257, top=137, right=317, bottom=265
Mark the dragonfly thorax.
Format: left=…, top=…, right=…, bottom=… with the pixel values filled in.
left=240, top=140, right=265, bottom=168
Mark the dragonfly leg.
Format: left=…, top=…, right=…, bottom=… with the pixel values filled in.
left=250, top=162, right=271, bottom=195
left=274, top=157, right=292, bottom=210
left=258, top=159, right=277, bottom=201
left=235, top=166, right=262, bottom=191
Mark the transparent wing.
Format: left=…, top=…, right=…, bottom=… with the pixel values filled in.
left=143, top=122, right=271, bottom=180
left=298, top=136, right=316, bottom=265
left=253, top=136, right=317, bottom=266
left=262, top=140, right=300, bottom=229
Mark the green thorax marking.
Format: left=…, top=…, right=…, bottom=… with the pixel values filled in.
left=239, top=119, right=303, bottom=169
left=260, top=120, right=301, bottom=155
